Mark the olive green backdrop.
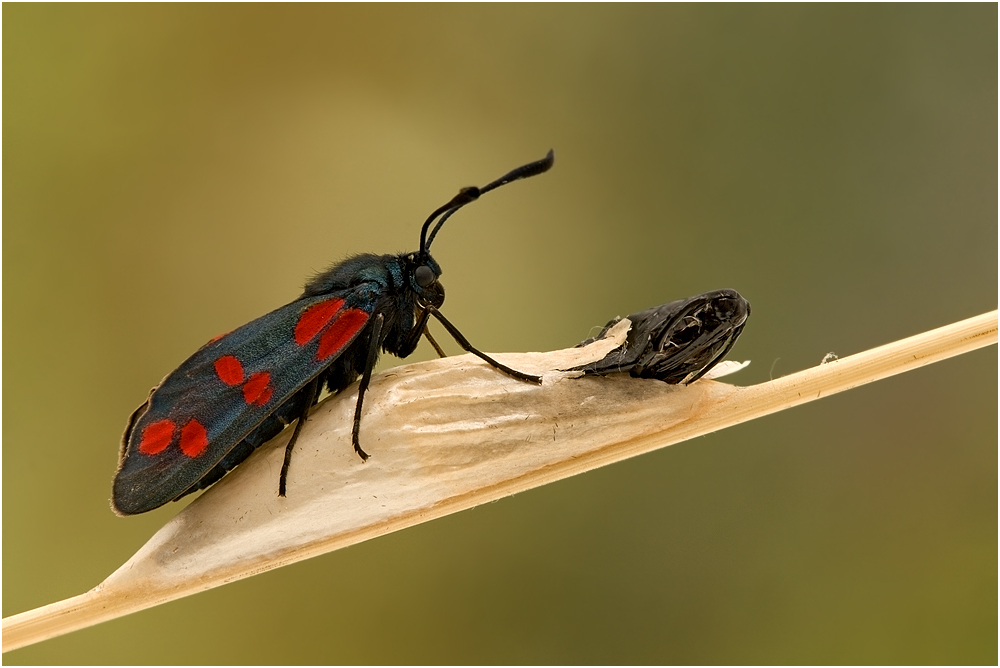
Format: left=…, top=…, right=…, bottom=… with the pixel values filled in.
left=4, top=4, right=996, bottom=665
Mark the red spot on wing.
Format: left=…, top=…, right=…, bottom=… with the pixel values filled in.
left=138, top=419, right=175, bottom=455
left=243, top=371, right=273, bottom=406
left=295, top=298, right=346, bottom=345
left=214, top=355, right=245, bottom=386
left=254, top=385, right=274, bottom=406
left=317, top=309, right=369, bottom=361
left=179, top=420, right=209, bottom=457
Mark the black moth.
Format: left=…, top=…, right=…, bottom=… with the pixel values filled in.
left=113, top=151, right=554, bottom=515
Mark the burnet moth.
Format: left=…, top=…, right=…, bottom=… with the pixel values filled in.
left=112, top=151, right=554, bottom=515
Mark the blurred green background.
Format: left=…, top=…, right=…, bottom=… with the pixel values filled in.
left=4, top=4, right=996, bottom=664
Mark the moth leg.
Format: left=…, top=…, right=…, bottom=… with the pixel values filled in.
left=352, top=312, right=385, bottom=461
left=398, top=307, right=432, bottom=357
left=423, top=326, right=447, bottom=358
left=425, top=307, right=542, bottom=384
left=279, top=377, right=320, bottom=497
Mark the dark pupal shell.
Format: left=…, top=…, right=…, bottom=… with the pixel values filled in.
left=575, top=289, right=750, bottom=384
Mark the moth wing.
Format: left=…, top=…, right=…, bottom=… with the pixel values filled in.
left=112, top=292, right=373, bottom=515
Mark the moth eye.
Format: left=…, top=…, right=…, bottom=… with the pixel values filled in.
left=414, top=265, right=436, bottom=288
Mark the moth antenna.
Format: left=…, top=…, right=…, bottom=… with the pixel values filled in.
left=419, top=188, right=480, bottom=255
left=420, top=149, right=555, bottom=253
left=423, top=203, right=463, bottom=250
left=479, top=149, right=555, bottom=196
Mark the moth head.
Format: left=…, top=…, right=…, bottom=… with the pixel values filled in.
left=407, top=253, right=445, bottom=309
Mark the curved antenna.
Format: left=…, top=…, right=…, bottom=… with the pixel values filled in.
left=423, top=200, right=469, bottom=251
left=420, top=149, right=555, bottom=254
left=479, top=148, right=555, bottom=196
left=418, top=188, right=480, bottom=255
